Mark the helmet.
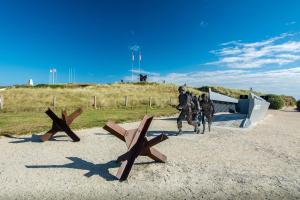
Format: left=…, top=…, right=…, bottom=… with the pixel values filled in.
left=178, top=86, right=186, bottom=92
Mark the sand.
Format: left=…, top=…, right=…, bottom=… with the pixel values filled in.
left=0, top=109, right=299, bottom=199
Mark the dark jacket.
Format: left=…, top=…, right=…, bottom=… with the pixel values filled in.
left=177, top=92, right=194, bottom=110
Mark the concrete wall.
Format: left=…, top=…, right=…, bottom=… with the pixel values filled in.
left=248, top=93, right=270, bottom=125
left=241, top=93, right=270, bottom=128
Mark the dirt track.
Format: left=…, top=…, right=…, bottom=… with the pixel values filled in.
left=0, top=109, right=299, bottom=199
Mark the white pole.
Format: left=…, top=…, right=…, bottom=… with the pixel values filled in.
left=70, top=67, right=71, bottom=83
left=131, top=62, right=133, bottom=82
left=138, top=59, right=140, bottom=75
left=139, top=50, right=141, bottom=75
left=131, top=50, right=134, bottom=82
left=52, top=70, right=54, bottom=84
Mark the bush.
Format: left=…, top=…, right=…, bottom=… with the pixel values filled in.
left=266, top=94, right=285, bottom=110
left=297, top=100, right=300, bottom=111
left=281, top=95, right=297, bottom=107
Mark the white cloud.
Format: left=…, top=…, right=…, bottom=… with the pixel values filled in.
left=130, top=67, right=300, bottom=99
left=207, top=32, right=300, bottom=69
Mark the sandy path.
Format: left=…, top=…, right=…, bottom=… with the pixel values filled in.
left=0, top=109, right=299, bottom=199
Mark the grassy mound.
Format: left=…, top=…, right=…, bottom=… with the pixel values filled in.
left=281, top=95, right=297, bottom=107
left=0, top=83, right=202, bottom=135
left=0, top=83, right=200, bottom=112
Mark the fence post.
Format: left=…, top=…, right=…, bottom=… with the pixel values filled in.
left=93, top=96, right=97, bottom=109
left=124, top=96, right=128, bottom=107
left=149, top=97, right=152, bottom=108
left=169, top=97, right=172, bottom=105
left=52, top=96, right=56, bottom=108
left=0, top=96, right=3, bottom=110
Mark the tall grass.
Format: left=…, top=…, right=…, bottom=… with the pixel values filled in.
left=0, top=83, right=200, bottom=112
left=0, top=83, right=199, bottom=135
left=0, top=107, right=177, bottom=135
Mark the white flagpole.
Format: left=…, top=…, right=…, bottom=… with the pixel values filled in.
left=131, top=51, right=134, bottom=82
left=70, top=67, right=72, bottom=83
left=55, top=69, right=57, bottom=84
left=73, top=68, right=75, bottom=83
left=52, top=69, right=54, bottom=85
left=139, top=50, right=141, bottom=75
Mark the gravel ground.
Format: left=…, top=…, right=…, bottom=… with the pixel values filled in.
left=0, top=109, right=299, bottom=200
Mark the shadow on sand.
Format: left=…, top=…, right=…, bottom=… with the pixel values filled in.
left=153, top=117, right=177, bottom=121
left=4, top=134, right=69, bottom=144
left=25, top=157, right=156, bottom=181
left=147, top=130, right=196, bottom=137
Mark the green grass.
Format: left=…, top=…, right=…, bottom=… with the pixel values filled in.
left=0, top=83, right=200, bottom=112
left=0, top=82, right=296, bottom=136
left=0, top=83, right=196, bottom=136
left=0, top=107, right=177, bottom=136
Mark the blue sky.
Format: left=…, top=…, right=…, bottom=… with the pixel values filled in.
left=0, top=0, right=300, bottom=99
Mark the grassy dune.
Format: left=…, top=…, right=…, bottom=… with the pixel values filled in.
left=0, top=83, right=199, bottom=135
left=0, top=82, right=295, bottom=136
left=0, top=83, right=200, bottom=112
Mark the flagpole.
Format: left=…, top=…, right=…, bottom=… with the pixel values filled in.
left=131, top=50, right=134, bottom=82
left=139, top=50, right=141, bottom=75
left=74, top=68, right=75, bottom=83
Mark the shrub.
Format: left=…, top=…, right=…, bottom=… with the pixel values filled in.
left=297, top=100, right=300, bottom=111
left=281, top=95, right=297, bottom=107
left=266, top=94, right=285, bottom=110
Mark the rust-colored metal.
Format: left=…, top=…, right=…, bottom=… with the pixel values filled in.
left=103, top=115, right=168, bottom=181
left=40, top=108, right=82, bottom=142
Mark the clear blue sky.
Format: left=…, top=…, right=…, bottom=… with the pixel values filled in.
left=0, top=0, right=300, bottom=98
